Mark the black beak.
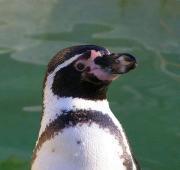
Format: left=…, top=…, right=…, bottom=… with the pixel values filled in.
left=94, top=53, right=137, bottom=74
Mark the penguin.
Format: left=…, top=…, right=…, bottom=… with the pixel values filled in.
left=31, top=45, right=140, bottom=170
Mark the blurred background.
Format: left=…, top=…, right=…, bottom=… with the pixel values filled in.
left=0, top=0, right=180, bottom=169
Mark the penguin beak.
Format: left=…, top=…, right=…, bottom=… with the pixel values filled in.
left=94, top=53, right=137, bottom=74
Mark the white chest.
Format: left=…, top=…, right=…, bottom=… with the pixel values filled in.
left=32, top=123, right=135, bottom=170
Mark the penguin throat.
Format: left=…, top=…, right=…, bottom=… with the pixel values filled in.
left=39, top=94, right=113, bottom=137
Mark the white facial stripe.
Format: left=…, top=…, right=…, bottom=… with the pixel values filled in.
left=44, top=53, right=83, bottom=111
left=50, top=53, right=82, bottom=75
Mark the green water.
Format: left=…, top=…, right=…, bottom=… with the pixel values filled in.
left=0, top=0, right=180, bottom=169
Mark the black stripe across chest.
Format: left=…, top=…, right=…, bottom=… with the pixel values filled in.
left=32, top=110, right=137, bottom=170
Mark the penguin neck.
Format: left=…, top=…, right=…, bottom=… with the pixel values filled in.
left=43, top=84, right=111, bottom=113
left=39, top=86, right=113, bottom=137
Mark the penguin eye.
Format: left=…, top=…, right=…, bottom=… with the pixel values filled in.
left=75, top=62, right=85, bottom=71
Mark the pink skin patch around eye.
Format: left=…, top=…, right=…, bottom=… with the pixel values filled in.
left=90, top=50, right=102, bottom=59
left=88, top=50, right=119, bottom=81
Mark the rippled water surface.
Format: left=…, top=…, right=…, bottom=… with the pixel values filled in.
left=0, top=0, right=180, bottom=169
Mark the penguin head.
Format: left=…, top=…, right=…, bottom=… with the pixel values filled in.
left=45, top=45, right=137, bottom=100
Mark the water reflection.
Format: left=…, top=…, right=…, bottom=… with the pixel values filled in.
left=29, top=23, right=145, bottom=49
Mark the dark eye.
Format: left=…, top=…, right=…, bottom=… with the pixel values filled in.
left=76, top=63, right=85, bottom=71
